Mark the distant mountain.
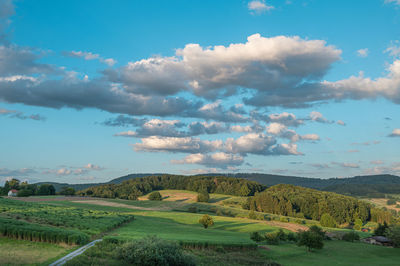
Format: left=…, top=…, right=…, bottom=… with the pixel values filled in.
left=35, top=173, right=400, bottom=194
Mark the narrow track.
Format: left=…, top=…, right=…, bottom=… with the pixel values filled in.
left=49, top=239, right=102, bottom=266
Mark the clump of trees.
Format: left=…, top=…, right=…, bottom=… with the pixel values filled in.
left=341, top=231, right=360, bottom=242
left=148, top=191, right=162, bottom=201
left=374, top=222, right=400, bottom=248
left=115, top=236, right=195, bottom=266
left=196, top=191, right=209, bottom=202
left=245, top=184, right=394, bottom=225
left=319, top=213, right=336, bottom=228
left=387, top=199, right=397, bottom=205
left=297, top=230, right=324, bottom=252
left=199, top=214, right=214, bottom=229
left=78, top=175, right=266, bottom=200
left=0, top=179, right=55, bottom=197
left=60, top=187, right=76, bottom=196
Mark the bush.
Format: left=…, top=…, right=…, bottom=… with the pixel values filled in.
left=115, top=236, right=195, bottom=266
left=320, top=213, right=337, bottom=228
left=341, top=231, right=360, bottom=242
left=196, top=191, right=209, bottom=203
left=308, top=225, right=325, bottom=239
left=279, top=217, right=289, bottom=223
left=353, top=218, right=363, bottom=231
left=374, top=222, right=389, bottom=236
left=387, top=199, right=397, bottom=205
left=250, top=231, right=264, bottom=242
left=187, top=206, right=197, bottom=213
left=264, top=232, right=280, bottom=245
left=248, top=210, right=257, bottom=220
left=148, top=191, right=162, bottom=201
left=199, top=214, right=214, bottom=229
left=297, top=230, right=324, bottom=252
left=287, top=232, right=297, bottom=242
left=385, top=225, right=400, bottom=248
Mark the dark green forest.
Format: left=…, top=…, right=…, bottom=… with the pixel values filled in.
left=78, top=175, right=266, bottom=199
left=245, top=184, right=394, bottom=224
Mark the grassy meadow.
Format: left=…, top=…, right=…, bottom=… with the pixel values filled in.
left=1, top=190, right=400, bottom=265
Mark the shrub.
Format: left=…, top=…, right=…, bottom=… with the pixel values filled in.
left=265, top=232, right=280, bottom=245
left=297, top=230, right=324, bottom=252
left=308, top=225, right=325, bottom=239
left=248, top=210, right=257, bottom=220
left=199, top=214, right=214, bottom=229
left=341, top=231, right=360, bottom=242
left=287, top=232, right=297, bottom=242
left=279, top=217, right=289, bottom=223
left=353, top=218, right=363, bottom=231
left=276, top=229, right=287, bottom=241
left=148, top=191, right=162, bottom=201
left=385, top=225, right=400, bottom=248
left=320, top=213, right=337, bottom=228
left=187, top=206, right=197, bottom=213
left=250, top=231, right=264, bottom=242
left=374, top=222, right=389, bottom=236
left=196, top=191, right=209, bottom=203
left=115, top=236, right=195, bottom=266
left=387, top=199, right=397, bottom=205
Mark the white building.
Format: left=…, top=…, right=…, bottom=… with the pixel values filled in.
left=8, top=189, right=18, bottom=197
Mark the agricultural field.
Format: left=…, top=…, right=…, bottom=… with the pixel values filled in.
left=0, top=237, right=74, bottom=266
left=362, top=197, right=400, bottom=213
left=0, top=197, right=134, bottom=245
left=1, top=190, right=399, bottom=265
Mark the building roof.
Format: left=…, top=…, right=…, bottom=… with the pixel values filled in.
left=9, top=189, right=18, bottom=193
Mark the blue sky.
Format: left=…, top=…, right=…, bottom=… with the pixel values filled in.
left=0, top=0, right=400, bottom=184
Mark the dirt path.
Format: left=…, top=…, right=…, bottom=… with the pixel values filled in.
left=263, top=221, right=308, bottom=232
left=72, top=200, right=166, bottom=211
left=49, top=239, right=102, bottom=266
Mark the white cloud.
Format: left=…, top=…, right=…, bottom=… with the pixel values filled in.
left=386, top=43, right=400, bottom=58
left=385, top=0, right=400, bottom=6
left=248, top=1, right=274, bottom=14
left=231, top=125, right=253, bottom=133
left=172, top=152, right=244, bottom=168
left=266, top=122, right=287, bottom=135
left=65, top=51, right=117, bottom=66
left=309, top=111, right=333, bottom=124
left=389, top=128, right=400, bottom=137
left=114, top=131, right=137, bottom=137
left=357, top=48, right=369, bottom=58
left=134, top=136, right=222, bottom=153
left=337, top=120, right=346, bottom=126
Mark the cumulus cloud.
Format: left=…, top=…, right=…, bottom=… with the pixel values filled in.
left=266, top=122, right=287, bottom=135
left=134, top=136, right=222, bottom=153
left=389, top=128, right=400, bottom=137
left=309, top=111, right=333, bottom=124
left=357, top=48, right=369, bottom=58
left=248, top=1, right=274, bottom=14
left=105, top=34, right=341, bottom=100
left=188, top=121, right=228, bottom=136
left=172, top=152, right=244, bottom=168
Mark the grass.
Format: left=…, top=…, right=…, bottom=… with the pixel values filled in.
left=266, top=241, right=400, bottom=266
left=109, top=210, right=282, bottom=244
left=0, top=237, right=73, bottom=266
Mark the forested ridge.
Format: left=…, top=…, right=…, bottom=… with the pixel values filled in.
left=246, top=184, right=394, bottom=224
left=78, top=175, right=266, bottom=199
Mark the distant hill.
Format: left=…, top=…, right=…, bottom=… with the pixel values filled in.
left=35, top=173, right=159, bottom=192
left=35, top=173, right=400, bottom=194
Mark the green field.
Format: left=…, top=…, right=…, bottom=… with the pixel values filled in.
left=1, top=191, right=399, bottom=265
left=0, top=237, right=74, bottom=266
left=267, top=241, right=400, bottom=266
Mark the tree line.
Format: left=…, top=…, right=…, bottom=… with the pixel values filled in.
left=244, top=184, right=395, bottom=224
left=78, top=175, right=266, bottom=199
left=0, top=178, right=76, bottom=197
